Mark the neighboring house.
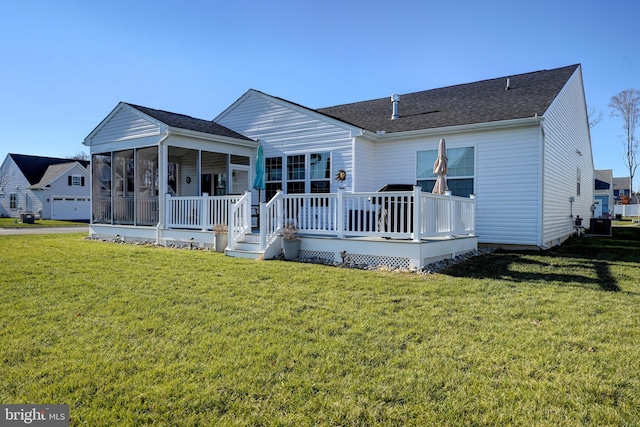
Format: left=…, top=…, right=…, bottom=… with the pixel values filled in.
left=613, top=177, right=638, bottom=204
left=0, top=154, right=90, bottom=220
left=594, top=169, right=613, bottom=218
left=83, top=63, right=593, bottom=265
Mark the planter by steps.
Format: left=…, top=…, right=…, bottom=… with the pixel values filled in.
left=214, top=234, right=228, bottom=253
left=281, top=222, right=300, bottom=260
left=213, top=224, right=228, bottom=253
left=282, top=239, right=300, bottom=260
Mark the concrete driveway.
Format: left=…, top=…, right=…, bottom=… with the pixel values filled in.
left=0, top=226, right=89, bottom=235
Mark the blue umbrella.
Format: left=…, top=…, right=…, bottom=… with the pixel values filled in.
left=253, top=145, right=265, bottom=193
left=253, top=145, right=265, bottom=228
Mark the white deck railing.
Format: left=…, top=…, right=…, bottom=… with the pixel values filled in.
left=166, top=187, right=475, bottom=249
left=166, top=194, right=243, bottom=230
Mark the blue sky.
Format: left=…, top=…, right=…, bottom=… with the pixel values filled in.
left=1, top=0, right=638, bottom=181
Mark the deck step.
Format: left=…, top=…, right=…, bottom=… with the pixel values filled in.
left=225, top=233, right=265, bottom=259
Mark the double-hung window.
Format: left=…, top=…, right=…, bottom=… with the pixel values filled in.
left=287, top=154, right=306, bottom=194
left=9, top=193, right=17, bottom=209
left=70, top=175, right=83, bottom=186
left=417, top=146, right=475, bottom=197
left=265, top=157, right=283, bottom=200
left=309, top=152, right=331, bottom=193
left=265, top=152, right=331, bottom=199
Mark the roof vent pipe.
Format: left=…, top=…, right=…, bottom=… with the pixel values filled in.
left=391, top=94, right=400, bottom=119
left=505, top=78, right=511, bottom=90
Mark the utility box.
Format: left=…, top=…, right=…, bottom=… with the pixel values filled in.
left=589, top=218, right=611, bottom=236
left=20, top=213, right=35, bottom=224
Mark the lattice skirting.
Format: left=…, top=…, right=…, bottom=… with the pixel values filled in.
left=347, top=253, right=411, bottom=269
left=299, top=250, right=335, bottom=263
left=299, top=249, right=411, bottom=269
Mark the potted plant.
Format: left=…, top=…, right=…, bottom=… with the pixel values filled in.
left=213, top=223, right=228, bottom=253
left=281, top=222, right=300, bottom=260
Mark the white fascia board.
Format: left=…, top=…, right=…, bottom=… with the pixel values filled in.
left=372, top=117, right=545, bottom=142
left=170, top=127, right=259, bottom=148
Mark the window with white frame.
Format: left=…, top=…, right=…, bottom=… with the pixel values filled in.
left=416, top=146, right=475, bottom=197
left=71, top=175, right=83, bottom=186
left=10, top=193, right=17, bottom=209
left=576, top=167, right=581, bottom=196
left=286, top=154, right=306, bottom=194
left=309, top=152, right=331, bottom=193
left=265, top=157, right=283, bottom=201
left=266, top=152, right=331, bottom=199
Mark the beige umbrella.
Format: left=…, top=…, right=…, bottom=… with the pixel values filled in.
left=432, top=138, right=448, bottom=194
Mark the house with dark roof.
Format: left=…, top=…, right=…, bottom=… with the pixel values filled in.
left=0, top=154, right=90, bottom=220
left=612, top=177, right=638, bottom=204
left=594, top=169, right=613, bottom=218
left=83, top=64, right=593, bottom=266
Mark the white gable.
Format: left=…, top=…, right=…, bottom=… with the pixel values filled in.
left=216, top=90, right=359, bottom=192
left=84, top=103, right=162, bottom=146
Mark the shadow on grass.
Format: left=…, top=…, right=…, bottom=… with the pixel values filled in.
left=443, top=227, right=640, bottom=293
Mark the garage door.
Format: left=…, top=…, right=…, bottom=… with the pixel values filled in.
left=51, top=197, right=91, bottom=220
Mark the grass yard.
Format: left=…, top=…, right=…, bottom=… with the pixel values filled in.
left=1, top=229, right=639, bottom=426
left=0, top=218, right=87, bottom=228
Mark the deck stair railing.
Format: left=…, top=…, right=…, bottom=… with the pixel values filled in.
left=228, top=192, right=252, bottom=250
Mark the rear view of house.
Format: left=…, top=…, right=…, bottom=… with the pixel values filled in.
left=83, top=63, right=593, bottom=266
left=216, top=64, right=594, bottom=249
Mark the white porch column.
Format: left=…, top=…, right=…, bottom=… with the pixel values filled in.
left=337, top=188, right=345, bottom=239
left=445, top=190, right=453, bottom=237
left=259, top=201, right=267, bottom=251
left=157, top=135, right=169, bottom=243
left=412, top=186, right=422, bottom=242
left=469, top=194, right=476, bottom=236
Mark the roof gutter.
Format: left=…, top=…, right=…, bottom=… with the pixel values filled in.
left=170, top=127, right=258, bottom=148
left=369, top=116, right=545, bottom=142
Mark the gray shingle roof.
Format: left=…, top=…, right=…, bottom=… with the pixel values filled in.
left=316, top=64, right=580, bottom=134
left=9, top=154, right=88, bottom=185
left=127, top=104, right=253, bottom=141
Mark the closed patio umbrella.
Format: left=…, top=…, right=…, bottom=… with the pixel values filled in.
left=432, top=138, right=448, bottom=194
left=253, top=145, right=265, bottom=226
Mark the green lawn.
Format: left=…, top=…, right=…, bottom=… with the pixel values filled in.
left=0, top=218, right=87, bottom=228
left=1, top=230, right=639, bottom=426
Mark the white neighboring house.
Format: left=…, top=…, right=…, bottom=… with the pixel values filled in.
left=0, top=154, right=90, bottom=220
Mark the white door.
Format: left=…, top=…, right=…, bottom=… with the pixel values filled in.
left=51, top=197, right=91, bottom=220
left=230, top=167, right=249, bottom=195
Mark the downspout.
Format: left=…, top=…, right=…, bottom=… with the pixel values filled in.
left=156, top=128, right=171, bottom=245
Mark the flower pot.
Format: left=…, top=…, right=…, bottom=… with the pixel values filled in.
left=214, top=233, right=228, bottom=253
left=282, top=239, right=300, bottom=260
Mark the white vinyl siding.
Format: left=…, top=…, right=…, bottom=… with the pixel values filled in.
left=89, top=106, right=161, bottom=145
left=475, top=127, right=541, bottom=246
left=540, top=67, right=593, bottom=246
left=352, top=137, right=375, bottom=191
left=215, top=91, right=355, bottom=200
left=375, top=127, right=542, bottom=246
